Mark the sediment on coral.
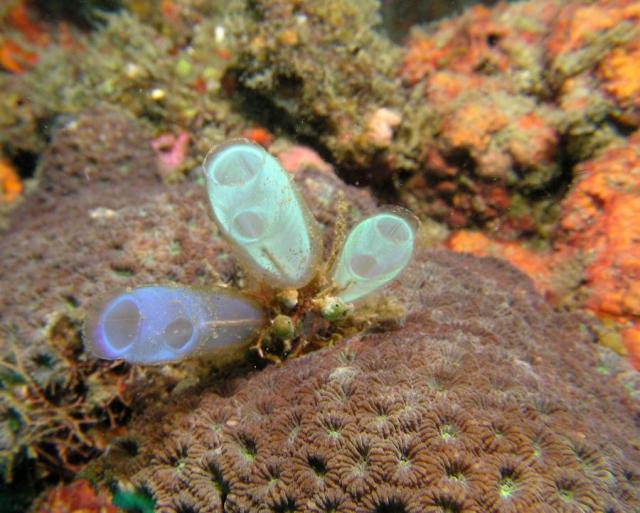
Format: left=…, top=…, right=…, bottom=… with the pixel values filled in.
left=104, top=249, right=640, bottom=513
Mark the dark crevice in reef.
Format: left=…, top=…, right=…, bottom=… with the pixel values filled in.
left=380, top=0, right=501, bottom=44
left=31, top=0, right=123, bottom=29
left=445, top=147, right=477, bottom=175
left=0, top=459, right=40, bottom=513
left=360, top=162, right=403, bottom=204
left=528, top=132, right=579, bottom=203
left=226, top=69, right=329, bottom=138
left=606, top=114, right=638, bottom=138
left=6, top=149, right=38, bottom=181
left=224, top=68, right=358, bottom=185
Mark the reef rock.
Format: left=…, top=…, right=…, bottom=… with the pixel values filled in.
left=113, top=250, right=640, bottom=513
left=446, top=130, right=640, bottom=370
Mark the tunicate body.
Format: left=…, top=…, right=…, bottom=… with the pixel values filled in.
left=203, top=139, right=321, bottom=289
left=85, top=285, right=266, bottom=364
left=332, top=210, right=417, bottom=303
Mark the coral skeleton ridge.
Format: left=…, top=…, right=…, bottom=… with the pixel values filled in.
left=85, top=139, right=418, bottom=365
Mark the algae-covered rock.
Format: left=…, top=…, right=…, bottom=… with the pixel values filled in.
left=229, top=0, right=403, bottom=170
left=0, top=7, right=248, bottom=171
left=2, top=0, right=638, bottom=244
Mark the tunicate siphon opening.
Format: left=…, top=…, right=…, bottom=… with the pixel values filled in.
left=349, top=253, right=380, bottom=279
left=104, top=298, right=140, bottom=350
left=376, top=215, right=411, bottom=243
left=209, top=147, right=261, bottom=186
left=163, top=317, right=194, bottom=350
left=231, top=210, right=267, bottom=240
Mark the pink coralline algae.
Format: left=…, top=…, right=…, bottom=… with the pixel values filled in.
left=150, top=131, right=189, bottom=176
left=364, top=107, right=402, bottom=149
left=276, top=145, right=334, bottom=176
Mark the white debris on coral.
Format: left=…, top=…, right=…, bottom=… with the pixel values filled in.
left=365, top=107, right=402, bottom=148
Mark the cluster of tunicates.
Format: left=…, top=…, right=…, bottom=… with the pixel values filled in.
left=85, top=140, right=417, bottom=364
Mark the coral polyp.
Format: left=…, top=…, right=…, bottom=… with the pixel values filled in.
left=85, top=139, right=418, bottom=365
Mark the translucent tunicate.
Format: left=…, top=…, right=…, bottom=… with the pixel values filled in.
left=85, top=285, right=266, bottom=364
left=331, top=209, right=418, bottom=303
left=203, top=139, right=321, bottom=288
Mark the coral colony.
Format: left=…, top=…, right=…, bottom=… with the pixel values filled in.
left=85, top=139, right=417, bottom=365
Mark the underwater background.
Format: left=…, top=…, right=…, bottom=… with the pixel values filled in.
left=0, top=0, right=639, bottom=511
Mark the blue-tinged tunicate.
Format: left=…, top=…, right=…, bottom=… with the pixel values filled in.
left=85, top=286, right=266, bottom=364
left=331, top=209, right=417, bottom=303
left=203, top=139, right=321, bottom=289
